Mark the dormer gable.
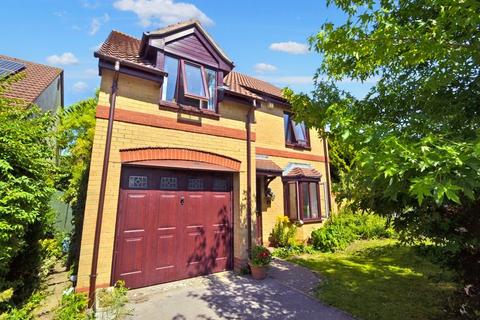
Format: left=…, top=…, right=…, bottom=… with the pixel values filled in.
left=140, top=20, right=234, bottom=73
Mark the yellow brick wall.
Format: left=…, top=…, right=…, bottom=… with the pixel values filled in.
left=77, top=71, right=256, bottom=290
left=254, top=102, right=330, bottom=244
left=77, top=69, right=332, bottom=290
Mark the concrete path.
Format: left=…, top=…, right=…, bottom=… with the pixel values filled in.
left=126, top=260, right=353, bottom=320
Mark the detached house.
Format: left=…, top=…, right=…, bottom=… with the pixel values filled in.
left=0, top=54, right=63, bottom=112
left=77, top=20, right=332, bottom=293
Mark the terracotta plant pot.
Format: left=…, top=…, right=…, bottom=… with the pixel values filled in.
left=249, top=263, right=267, bottom=280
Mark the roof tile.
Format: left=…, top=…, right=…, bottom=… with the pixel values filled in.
left=285, top=167, right=322, bottom=179
left=0, top=55, right=62, bottom=104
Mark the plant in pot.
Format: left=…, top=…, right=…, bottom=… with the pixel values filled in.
left=249, top=245, right=272, bottom=280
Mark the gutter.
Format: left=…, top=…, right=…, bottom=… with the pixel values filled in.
left=88, top=60, right=120, bottom=308
left=94, top=52, right=167, bottom=76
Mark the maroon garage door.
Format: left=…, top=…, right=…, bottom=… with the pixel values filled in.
left=113, top=166, right=233, bottom=289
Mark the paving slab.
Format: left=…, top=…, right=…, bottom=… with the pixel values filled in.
left=126, top=269, right=353, bottom=320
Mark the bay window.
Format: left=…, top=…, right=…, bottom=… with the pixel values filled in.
left=161, top=55, right=217, bottom=112
left=284, top=112, right=310, bottom=148
left=284, top=180, right=321, bottom=222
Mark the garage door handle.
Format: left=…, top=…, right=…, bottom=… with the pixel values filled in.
left=180, top=197, right=185, bottom=206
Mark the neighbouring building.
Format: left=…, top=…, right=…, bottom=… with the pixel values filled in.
left=0, top=54, right=63, bottom=112
left=77, top=20, right=333, bottom=292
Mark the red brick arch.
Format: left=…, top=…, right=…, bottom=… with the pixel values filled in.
left=119, top=147, right=241, bottom=171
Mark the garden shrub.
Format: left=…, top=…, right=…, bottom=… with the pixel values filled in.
left=269, top=216, right=297, bottom=247
left=96, top=280, right=131, bottom=319
left=54, top=290, right=87, bottom=320
left=272, top=244, right=316, bottom=259
left=311, top=210, right=394, bottom=252
left=0, top=86, right=56, bottom=309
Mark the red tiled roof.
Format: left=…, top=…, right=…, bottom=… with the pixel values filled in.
left=96, top=30, right=157, bottom=71
left=256, top=159, right=283, bottom=174
left=0, top=55, right=62, bottom=103
left=96, top=29, right=286, bottom=102
left=285, top=167, right=321, bottom=179
left=225, top=71, right=284, bottom=101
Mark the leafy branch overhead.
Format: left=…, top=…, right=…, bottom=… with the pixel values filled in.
left=285, top=0, right=479, bottom=317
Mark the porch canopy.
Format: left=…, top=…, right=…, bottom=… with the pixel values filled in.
left=256, top=159, right=283, bottom=176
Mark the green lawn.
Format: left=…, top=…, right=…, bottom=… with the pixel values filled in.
left=288, top=239, right=456, bottom=320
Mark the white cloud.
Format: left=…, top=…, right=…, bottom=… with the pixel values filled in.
left=89, top=13, right=110, bottom=35
left=90, top=19, right=101, bottom=35
left=269, top=41, right=309, bottom=55
left=46, top=52, right=79, bottom=65
left=254, top=63, right=277, bottom=73
left=113, top=0, right=213, bottom=27
left=73, top=81, right=88, bottom=93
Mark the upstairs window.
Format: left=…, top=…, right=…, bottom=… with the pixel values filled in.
left=161, top=55, right=217, bottom=112
left=284, top=113, right=310, bottom=147
left=183, top=62, right=206, bottom=98
left=162, top=56, right=179, bottom=102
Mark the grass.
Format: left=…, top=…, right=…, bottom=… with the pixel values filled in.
left=288, top=239, right=456, bottom=320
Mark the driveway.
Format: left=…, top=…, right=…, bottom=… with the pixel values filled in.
left=126, top=259, right=353, bottom=320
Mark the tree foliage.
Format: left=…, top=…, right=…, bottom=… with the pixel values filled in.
left=56, top=94, right=97, bottom=272
left=0, top=75, right=56, bottom=309
left=285, top=0, right=480, bottom=317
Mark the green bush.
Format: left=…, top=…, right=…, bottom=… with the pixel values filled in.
left=269, top=216, right=297, bottom=247
left=96, top=280, right=131, bottom=319
left=272, top=244, right=316, bottom=259
left=0, top=291, right=45, bottom=320
left=0, top=78, right=56, bottom=309
left=311, top=211, right=394, bottom=252
left=54, top=290, right=87, bottom=320
left=250, top=245, right=272, bottom=267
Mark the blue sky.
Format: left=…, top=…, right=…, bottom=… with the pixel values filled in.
left=1, top=0, right=373, bottom=106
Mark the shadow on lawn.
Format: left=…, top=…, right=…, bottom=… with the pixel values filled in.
left=290, top=242, right=455, bottom=320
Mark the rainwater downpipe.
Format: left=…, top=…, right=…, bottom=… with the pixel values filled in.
left=88, top=60, right=120, bottom=308
left=322, top=135, right=333, bottom=216
left=246, top=101, right=255, bottom=258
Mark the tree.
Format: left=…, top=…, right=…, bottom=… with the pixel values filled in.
left=56, top=94, right=97, bottom=271
left=0, top=75, right=56, bottom=309
left=284, top=0, right=480, bottom=317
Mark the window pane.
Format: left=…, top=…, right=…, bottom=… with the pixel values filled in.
left=288, top=183, right=298, bottom=220
left=128, top=176, right=148, bottom=189
left=293, top=120, right=307, bottom=143
left=301, top=183, right=311, bottom=219
left=205, top=69, right=216, bottom=110
left=160, top=177, right=177, bottom=190
left=284, top=113, right=293, bottom=142
left=185, top=63, right=206, bottom=97
left=188, top=178, right=204, bottom=190
left=309, top=183, right=319, bottom=218
left=163, top=56, right=178, bottom=101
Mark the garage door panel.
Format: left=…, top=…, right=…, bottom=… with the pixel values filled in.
left=149, top=234, right=177, bottom=283
left=184, top=193, right=206, bottom=227
left=123, top=193, right=148, bottom=231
